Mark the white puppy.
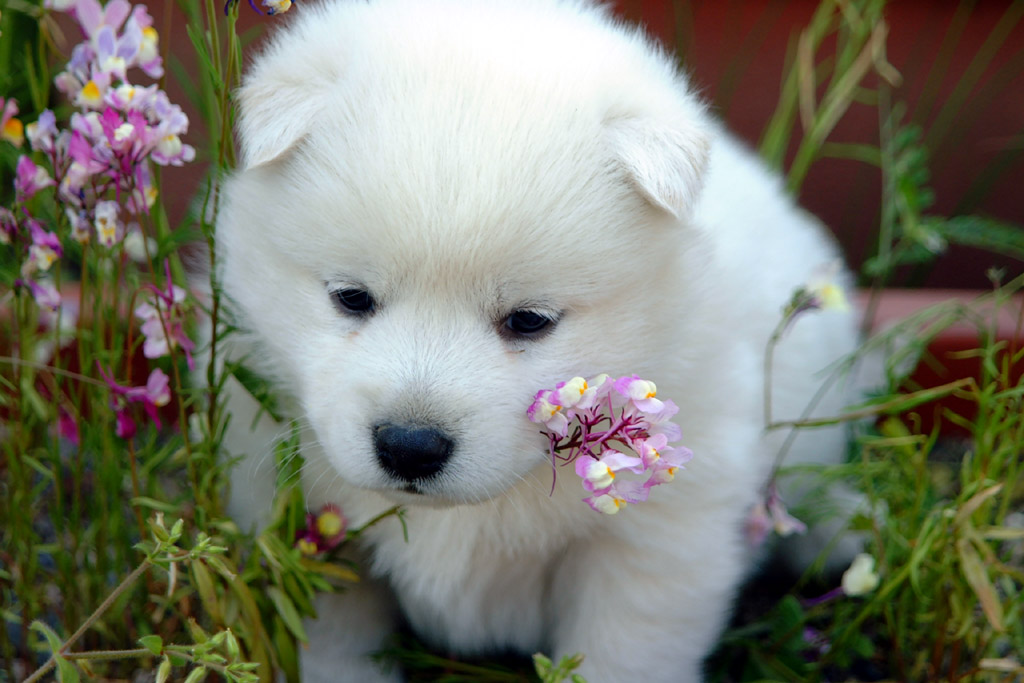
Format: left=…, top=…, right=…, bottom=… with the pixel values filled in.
left=216, top=1, right=858, bottom=680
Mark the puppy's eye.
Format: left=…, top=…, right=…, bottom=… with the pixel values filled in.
left=502, top=310, right=556, bottom=339
left=331, top=288, right=375, bottom=315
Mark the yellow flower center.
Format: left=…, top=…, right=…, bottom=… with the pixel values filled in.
left=2, top=117, right=24, bottom=146
left=80, top=81, right=102, bottom=106
left=316, top=511, right=344, bottom=538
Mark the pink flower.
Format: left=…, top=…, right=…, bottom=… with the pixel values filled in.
left=23, top=220, right=63, bottom=275
left=527, top=389, right=569, bottom=438
left=574, top=451, right=644, bottom=494
left=99, top=366, right=172, bottom=437
left=59, top=409, right=81, bottom=445
left=14, top=156, right=55, bottom=200
left=745, top=482, right=806, bottom=547
left=584, top=480, right=648, bottom=515
left=295, top=504, right=347, bottom=555
left=529, top=374, right=692, bottom=514
left=115, top=410, right=137, bottom=439
left=613, top=374, right=665, bottom=413
left=1, top=97, right=24, bottom=147
left=135, top=261, right=195, bottom=369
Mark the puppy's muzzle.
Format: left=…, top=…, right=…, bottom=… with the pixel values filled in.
left=373, top=423, right=453, bottom=482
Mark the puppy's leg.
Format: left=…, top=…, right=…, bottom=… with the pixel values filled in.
left=220, top=374, right=283, bottom=532
left=301, top=575, right=401, bottom=683
left=549, top=523, right=745, bottom=683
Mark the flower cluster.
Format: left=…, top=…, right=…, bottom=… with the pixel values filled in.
left=98, top=365, right=171, bottom=439
left=294, top=504, right=347, bottom=556
left=3, top=0, right=194, bottom=311
left=528, top=374, right=692, bottom=514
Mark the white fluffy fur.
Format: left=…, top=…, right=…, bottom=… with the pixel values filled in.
left=216, top=1, right=859, bottom=681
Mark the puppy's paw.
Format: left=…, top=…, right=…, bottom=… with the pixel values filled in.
left=300, top=580, right=400, bottom=682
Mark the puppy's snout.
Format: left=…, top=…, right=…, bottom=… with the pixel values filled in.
left=374, top=423, right=453, bottom=482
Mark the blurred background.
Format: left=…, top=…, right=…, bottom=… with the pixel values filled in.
left=24, top=0, right=1024, bottom=290
left=619, top=0, right=1023, bottom=290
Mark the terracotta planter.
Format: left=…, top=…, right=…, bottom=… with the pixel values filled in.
left=858, top=289, right=1023, bottom=435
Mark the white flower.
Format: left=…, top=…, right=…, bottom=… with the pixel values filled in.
left=123, top=227, right=157, bottom=263
left=94, top=200, right=122, bottom=246
left=841, top=553, right=880, bottom=596
left=805, top=260, right=850, bottom=312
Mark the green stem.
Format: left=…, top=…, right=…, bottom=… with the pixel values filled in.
left=24, top=561, right=152, bottom=683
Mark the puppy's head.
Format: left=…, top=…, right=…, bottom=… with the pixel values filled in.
left=219, top=0, right=711, bottom=505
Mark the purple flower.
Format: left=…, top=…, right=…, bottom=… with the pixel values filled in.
left=121, top=5, right=163, bottom=77
left=26, top=110, right=59, bottom=153
left=20, top=278, right=62, bottom=311
left=99, top=366, right=172, bottom=437
left=74, top=0, right=132, bottom=41
left=14, top=156, right=55, bottom=200
left=23, top=220, right=64, bottom=276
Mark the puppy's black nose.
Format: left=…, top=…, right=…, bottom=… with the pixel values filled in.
left=373, top=423, right=453, bottom=482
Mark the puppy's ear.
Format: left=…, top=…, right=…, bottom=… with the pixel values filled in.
left=236, top=75, right=326, bottom=169
left=606, top=115, right=711, bottom=220
left=236, top=29, right=340, bottom=169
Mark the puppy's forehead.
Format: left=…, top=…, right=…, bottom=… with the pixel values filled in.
left=278, top=97, right=663, bottom=296
left=233, top=0, right=700, bottom=299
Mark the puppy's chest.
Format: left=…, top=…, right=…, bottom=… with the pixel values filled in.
left=368, top=520, right=555, bottom=653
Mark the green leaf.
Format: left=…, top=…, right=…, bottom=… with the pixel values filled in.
left=31, top=620, right=64, bottom=653
left=192, top=560, right=223, bottom=623
left=770, top=595, right=804, bottom=644
left=139, top=634, right=164, bottom=655
left=184, top=666, right=208, bottom=683
left=956, top=536, right=1004, bottom=631
left=156, top=656, right=173, bottom=683
left=266, top=586, right=308, bottom=643
left=272, top=616, right=300, bottom=682
left=299, top=557, right=360, bottom=583
left=929, top=216, right=1024, bottom=260
left=132, top=496, right=182, bottom=514
left=31, top=622, right=79, bottom=683
left=55, top=657, right=80, bottom=683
